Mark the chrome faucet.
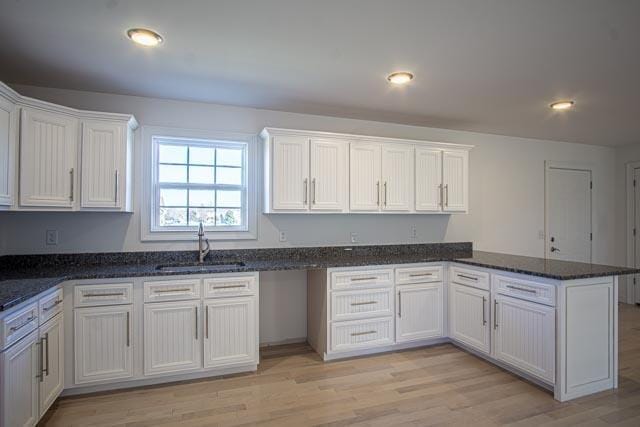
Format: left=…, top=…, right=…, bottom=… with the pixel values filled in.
left=197, top=221, right=210, bottom=264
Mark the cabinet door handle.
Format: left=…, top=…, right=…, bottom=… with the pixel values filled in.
left=153, top=288, right=191, bottom=294
left=482, top=296, right=487, bottom=325
left=409, top=273, right=433, bottom=277
left=195, top=306, right=198, bottom=339
left=398, top=291, right=402, bottom=318
left=376, top=181, right=380, bottom=205
left=351, top=277, right=377, bottom=282
left=114, top=170, right=119, bottom=205
left=205, top=306, right=209, bottom=339
left=494, top=300, right=498, bottom=329
left=303, top=178, right=308, bottom=204
left=384, top=182, right=388, bottom=206
left=312, top=178, right=316, bottom=204
left=43, top=333, right=50, bottom=376
left=213, top=285, right=247, bottom=290
left=83, top=292, right=125, bottom=298
left=444, top=184, right=449, bottom=207
left=506, top=285, right=537, bottom=294
left=69, top=168, right=74, bottom=202
left=43, top=299, right=62, bottom=312
left=350, top=301, right=377, bottom=306
left=36, top=338, right=44, bottom=381
left=458, top=274, right=478, bottom=281
left=439, top=184, right=443, bottom=208
left=9, top=316, right=36, bottom=332
left=351, top=330, right=376, bottom=337
left=126, top=311, right=130, bottom=347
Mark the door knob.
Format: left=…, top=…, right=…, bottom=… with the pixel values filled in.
left=550, top=246, right=560, bottom=252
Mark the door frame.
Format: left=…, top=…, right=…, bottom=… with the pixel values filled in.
left=544, top=161, right=593, bottom=262
left=625, top=161, right=640, bottom=304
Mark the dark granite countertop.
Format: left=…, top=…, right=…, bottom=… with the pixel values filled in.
left=1, top=243, right=637, bottom=311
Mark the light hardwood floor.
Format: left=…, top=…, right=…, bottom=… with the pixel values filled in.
left=41, top=303, right=640, bottom=426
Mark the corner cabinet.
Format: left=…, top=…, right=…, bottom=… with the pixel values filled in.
left=262, top=127, right=471, bottom=214
left=0, top=81, right=137, bottom=212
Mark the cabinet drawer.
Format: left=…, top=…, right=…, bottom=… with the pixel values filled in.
left=330, top=268, right=393, bottom=290
left=203, top=275, right=256, bottom=298
left=331, top=289, right=393, bottom=321
left=1, top=302, right=38, bottom=351
left=144, top=279, right=201, bottom=302
left=493, top=274, right=556, bottom=306
left=450, top=265, right=490, bottom=291
left=39, top=288, right=63, bottom=324
left=396, top=265, right=443, bottom=285
left=330, top=317, right=394, bottom=353
left=74, top=283, right=133, bottom=307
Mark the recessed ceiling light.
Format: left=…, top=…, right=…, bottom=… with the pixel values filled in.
left=127, top=28, right=163, bottom=47
left=550, top=100, right=574, bottom=110
left=387, top=72, right=414, bottom=85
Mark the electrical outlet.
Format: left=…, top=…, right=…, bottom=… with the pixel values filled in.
left=46, top=230, right=58, bottom=245
left=411, top=226, right=417, bottom=239
left=279, top=231, right=287, bottom=242
left=350, top=232, right=358, bottom=243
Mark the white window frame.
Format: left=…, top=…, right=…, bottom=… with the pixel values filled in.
left=141, top=126, right=258, bottom=241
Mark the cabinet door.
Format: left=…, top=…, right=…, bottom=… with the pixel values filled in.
left=144, top=301, right=201, bottom=376
left=449, top=283, right=490, bottom=354
left=381, top=144, right=413, bottom=211
left=349, top=142, right=381, bottom=211
left=415, top=148, right=442, bottom=211
left=0, top=96, right=15, bottom=206
left=39, top=313, right=64, bottom=416
left=0, top=330, right=39, bottom=427
left=74, top=305, right=133, bottom=384
left=442, top=150, right=468, bottom=212
left=204, top=297, right=257, bottom=369
left=494, top=295, right=555, bottom=383
left=81, top=121, right=125, bottom=209
left=271, top=135, right=309, bottom=211
left=309, top=138, right=347, bottom=211
left=20, top=107, right=78, bottom=208
left=396, top=283, right=443, bottom=343
left=396, top=283, right=443, bottom=342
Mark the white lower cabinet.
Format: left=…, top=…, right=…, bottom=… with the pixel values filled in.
left=74, top=305, right=133, bottom=384
left=38, top=313, right=64, bottom=416
left=204, top=297, right=257, bottom=369
left=396, top=283, right=443, bottom=343
left=449, top=282, right=490, bottom=354
left=1, top=330, right=39, bottom=427
left=493, top=294, right=555, bottom=383
left=144, top=301, right=202, bottom=376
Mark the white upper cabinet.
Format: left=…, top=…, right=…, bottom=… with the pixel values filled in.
left=310, top=138, right=348, bottom=211
left=381, top=143, right=413, bottom=211
left=350, top=142, right=382, bottom=211
left=0, top=94, right=15, bottom=207
left=442, top=149, right=469, bottom=212
left=20, top=107, right=78, bottom=209
left=261, top=128, right=471, bottom=214
left=415, top=148, right=442, bottom=211
left=81, top=121, right=129, bottom=210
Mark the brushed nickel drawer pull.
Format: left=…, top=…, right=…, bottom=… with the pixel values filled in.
left=42, top=300, right=62, bottom=312
left=445, top=184, right=449, bottom=207
left=69, top=168, right=74, bottom=202
left=350, top=301, right=377, bottom=306
left=126, top=311, right=130, bottom=347
left=482, top=296, right=487, bottom=325
left=312, top=178, right=316, bottom=204
left=351, top=330, right=376, bottom=337
left=114, top=170, right=119, bottom=205
left=439, top=183, right=443, bottom=207
left=36, top=339, right=44, bottom=381
left=214, top=285, right=247, bottom=290
left=458, top=274, right=478, bottom=281
left=494, top=300, right=498, bottom=329
left=506, top=285, right=537, bottom=294
left=351, top=277, right=378, bottom=282
left=303, top=178, right=308, bottom=204
left=409, top=273, right=433, bottom=277
left=384, top=182, right=388, bottom=206
left=194, top=306, right=198, bottom=339
left=376, top=181, right=380, bottom=205
left=43, top=333, right=49, bottom=376
left=9, top=316, right=36, bottom=332
left=205, top=306, right=209, bottom=339
left=83, top=292, right=125, bottom=298
left=153, top=288, right=192, bottom=293
left=398, top=291, right=402, bottom=318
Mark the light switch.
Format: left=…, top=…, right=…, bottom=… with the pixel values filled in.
left=46, top=230, right=58, bottom=245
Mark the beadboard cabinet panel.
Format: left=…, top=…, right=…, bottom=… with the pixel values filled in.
left=310, top=138, right=348, bottom=211
left=396, top=283, right=443, bottom=343
left=20, top=108, right=78, bottom=208
left=0, top=95, right=15, bottom=207
left=415, top=148, right=442, bottom=211
left=449, top=282, right=490, bottom=354
left=381, top=143, right=413, bottom=211
left=39, top=313, right=64, bottom=416
left=270, top=135, right=309, bottom=211
left=442, top=150, right=468, bottom=212
left=350, top=142, right=382, bottom=211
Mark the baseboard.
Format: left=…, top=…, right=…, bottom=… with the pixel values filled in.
left=259, top=337, right=308, bottom=347
left=322, top=337, right=450, bottom=361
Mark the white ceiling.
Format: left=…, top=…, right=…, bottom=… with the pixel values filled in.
left=1, top=0, right=639, bottom=146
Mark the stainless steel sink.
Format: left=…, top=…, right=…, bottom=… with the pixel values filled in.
left=155, top=261, right=245, bottom=273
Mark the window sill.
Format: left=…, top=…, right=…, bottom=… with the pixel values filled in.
left=141, top=229, right=257, bottom=242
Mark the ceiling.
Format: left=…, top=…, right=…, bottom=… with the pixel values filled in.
left=1, top=0, right=639, bottom=147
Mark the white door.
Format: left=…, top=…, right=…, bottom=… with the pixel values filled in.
left=415, top=148, right=442, bottom=211
left=309, top=138, right=348, bottom=211
left=546, top=166, right=592, bottom=262
left=442, top=150, right=468, bottom=212
left=38, top=313, right=64, bottom=416
left=449, top=283, right=490, bottom=354
left=493, top=295, right=555, bottom=383
left=74, top=305, right=133, bottom=384
left=204, top=297, right=257, bottom=369
left=144, top=301, right=202, bottom=375
left=271, top=135, right=309, bottom=211
left=0, top=330, right=39, bottom=427
left=81, top=121, right=125, bottom=209
left=381, top=144, right=413, bottom=211
left=20, top=107, right=78, bottom=208
left=350, top=142, right=381, bottom=211
left=396, top=283, right=443, bottom=343
left=0, top=96, right=15, bottom=206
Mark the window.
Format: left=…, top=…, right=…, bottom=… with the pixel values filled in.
left=145, top=130, right=257, bottom=239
